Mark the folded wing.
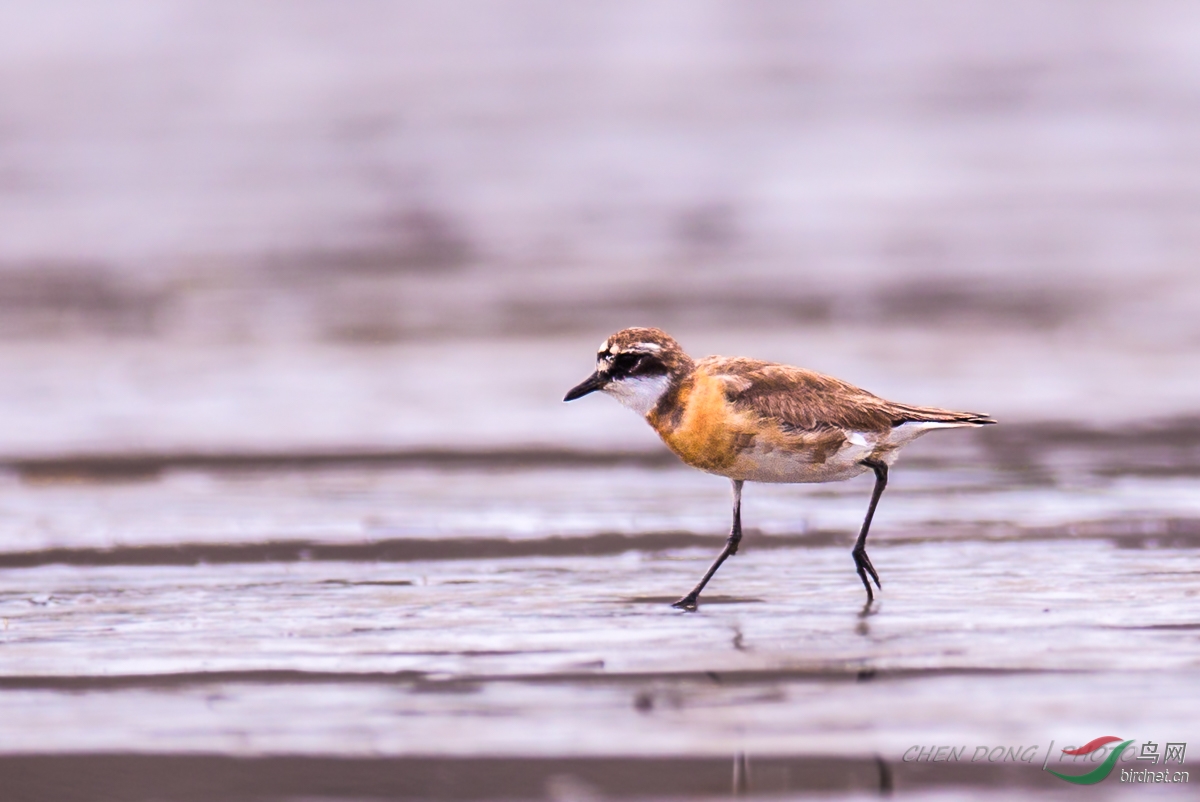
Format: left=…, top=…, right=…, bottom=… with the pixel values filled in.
left=702, top=356, right=994, bottom=433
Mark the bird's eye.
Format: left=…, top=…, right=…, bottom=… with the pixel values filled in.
left=611, top=353, right=643, bottom=374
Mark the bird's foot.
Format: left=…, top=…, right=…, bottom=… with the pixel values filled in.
left=852, top=547, right=881, bottom=602
left=671, top=593, right=699, bottom=611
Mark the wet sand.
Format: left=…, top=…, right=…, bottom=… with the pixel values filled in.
left=2, top=423, right=1198, bottom=800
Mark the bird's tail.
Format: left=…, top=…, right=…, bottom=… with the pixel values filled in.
left=888, top=403, right=996, bottom=427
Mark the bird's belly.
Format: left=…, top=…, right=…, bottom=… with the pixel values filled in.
left=723, top=436, right=875, bottom=484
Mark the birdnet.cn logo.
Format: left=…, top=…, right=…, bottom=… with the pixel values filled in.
left=1045, top=737, right=1188, bottom=785
left=902, top=737, right=1188, bottom=785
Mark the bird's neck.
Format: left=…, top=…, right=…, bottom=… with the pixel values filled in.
left=646, top=365, right=695, bottom=430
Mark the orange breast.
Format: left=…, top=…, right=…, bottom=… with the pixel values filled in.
left=648, top=371, right=756, bottom=475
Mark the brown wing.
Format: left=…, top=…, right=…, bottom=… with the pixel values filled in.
left=699, top=356, right=993, bottom=432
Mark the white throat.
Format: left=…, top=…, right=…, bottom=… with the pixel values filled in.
left=602, top=374, right=671, bottom=417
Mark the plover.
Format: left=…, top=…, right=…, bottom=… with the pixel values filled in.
left=564, top=327, right=995, bottom=610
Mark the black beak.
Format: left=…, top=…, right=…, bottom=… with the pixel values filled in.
left=563, top=371, right=608, bottom=402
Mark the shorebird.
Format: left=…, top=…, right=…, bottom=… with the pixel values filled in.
left=564, top=327, right=995, bottom=610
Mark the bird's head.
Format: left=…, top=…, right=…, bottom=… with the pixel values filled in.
left=563, top=327, right=693, bottom=416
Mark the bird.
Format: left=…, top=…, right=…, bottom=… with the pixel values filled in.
left=563, top=327, right=995, bottom=610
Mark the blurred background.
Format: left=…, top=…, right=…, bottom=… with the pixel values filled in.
left=2, top=2, right=1200, bottom=800
left=1, top=0, right=1199, bottom=456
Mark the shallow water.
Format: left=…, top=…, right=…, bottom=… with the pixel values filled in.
left=1, top=429, right=1198, bottom=799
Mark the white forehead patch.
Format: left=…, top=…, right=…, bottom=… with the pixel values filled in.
left=598, top=339, right=662, bottom=361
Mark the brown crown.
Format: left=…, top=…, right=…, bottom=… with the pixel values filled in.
left=598, top=327, right=694, bottom=375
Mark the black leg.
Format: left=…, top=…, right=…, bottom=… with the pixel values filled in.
left=853, top=459, right=888, bottom=603
left=673, top=479, right=744, bottom=611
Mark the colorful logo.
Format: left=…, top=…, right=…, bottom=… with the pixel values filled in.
left=1047, top=736, right=1133, bottom=785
